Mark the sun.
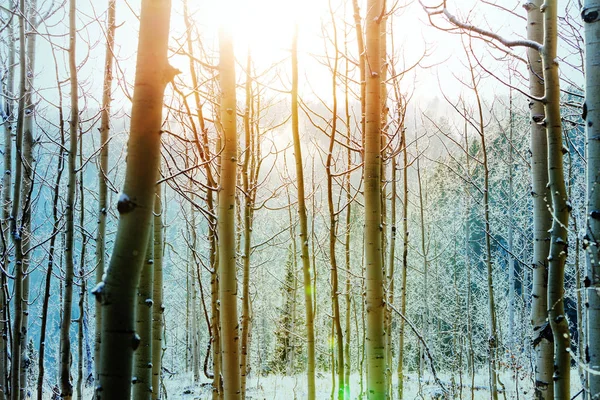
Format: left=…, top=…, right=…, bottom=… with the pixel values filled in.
left=189, top=0, right=328, bottom=67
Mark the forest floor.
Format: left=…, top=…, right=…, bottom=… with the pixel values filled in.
left=160, top=369, right=585, bottom=399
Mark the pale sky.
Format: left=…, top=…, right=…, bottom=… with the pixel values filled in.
left=28, top=0, right=583, bottom=118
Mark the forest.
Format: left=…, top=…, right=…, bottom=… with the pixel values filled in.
left=0, top=0, right=598, bottom=399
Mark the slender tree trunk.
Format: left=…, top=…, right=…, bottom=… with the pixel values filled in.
left=397, top=123, right=408, bottom=400
left=508, top=86, right=516, bottom=349
left=95, top=0, right=116, bottom=386
left=189, top=193, right=200, bottom=382
left=325, top=8, right=345, bottom=397
left=463, top=120, right=475, bottom=400
left=182, top=3, right=219, bottom=392
left=133, top=229, right=154, bottom=399
left=352, top=0, right=366, bottom=152
left=60, top=0, right=79, bottom=395
left=76, top=137, right=87, bottom=400
left=386, top=151, right=396, bottom=390
left=524, top=1, right=554, bottom=398
left=0, top=6, right=15, bottom=397
left=218, top=24, right=241, bottom=400
left=583, top=0, right=600, bottom=398
left=343, top=45, right=352, bottom=399
left=9, top=0, right=27, bottom=395
left=37, top=39, right=66, bottom=400
left=152, top=179, right=164, bottom=400
left=95, top=0, right=175, bottom=396
left=291, top=26, right=316, bottom=400
left=364, top=0, right=385, bottom=397
left=465, top=48, right=499, bottom=400
left=415, top=140, right=429, bottom=383
left=17, top=3, right=37, bottom=396
left=540, top=2, right=571, bottom=397
left=17, top=99, right=32, bottom=400
left=240, top=51, right=253, bottom=399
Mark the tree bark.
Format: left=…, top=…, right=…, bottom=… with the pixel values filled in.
left=291, top=25, right=316, bottom=400
left=152, top=180, right=164, bottom=400
left=397, top=119, right=408, bottom=400
left=325, top=8, right=345, bottom=398
left=133, top=229, right=154, bottom=399
left=541, top=1, right=571, bottom=397
left=9, top=0, right=27, bottom=395
left=76, top=136, right=88, bottom=400
left=364, top=0, right=386, bottom=397
left=94, top=0, right=174, bottom=396
left=0, top=5, right=15, bottom=396
left=37, top=33, right=66, bottom=400
left=240, top=51, right=253, bottom=399
left=60, top=0, right=79, bottom=395
left=218, top=24, right=241, bottom=400
left=95, top=0, right=116, bottom=386
left=524, top=2, right=554, bottom=398
left=583, top=0, right=600, bottom=398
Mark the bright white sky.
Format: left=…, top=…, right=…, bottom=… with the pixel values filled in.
left=30, top=0, right=582, bottom=116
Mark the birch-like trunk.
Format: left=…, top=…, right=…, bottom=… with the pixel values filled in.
left=59, top=0, right=79, bottom=396
left=95, top=0, right=174, bottom=396
left=151, top=180, right=164, bottom=400
left=325, top=8, right=345, bottom=397
left=524, top=2, right=554, bottom=398
left=0, top=6, right=15, bottom=396
left=583, top=0, right=600, bottom=398
left=397, top=123, right=408, bottom=400
left=364, top=0, right=386, bottom=397
left=240, top=51, right=253, bottom=399
left=218, top=24, right=241, bottom=400
left=541, top=1, right=571, bottom=397
left=37, top=35, right=66, bottom=400
left=291, top=26, right=316, bottom=400
left=95, top=0, right=116, bottom=385
left=10, top=0, right=28, bottom=396
left=133, top=229, right=154, bottom=399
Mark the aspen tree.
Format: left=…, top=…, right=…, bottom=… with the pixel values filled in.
left=290, top=25, right=316, bottom=400
left=239, top=49, right=266, bottom=397
left=343, top=37, right=352, bottom=398
left=415, top=138, right=429, bottom=382
left=364, top=0, right=386, bottom=397
left=217, top=23, right=241, bottom=400
left=10, top=0, right=29, bottom=396
left=583, top=0, right=600, bottom=397
left=180, top=3, right=220, bottom=393
left=76, top=139, right=88, bottom=400
left=352, top=0, right=366, bottom=148
left=133, top=229, right=154, bottom=399
left=464, top=46, right=500, bottom=399
left=0, top=5, right=14, bottom=395
left=95, top=0, right=175, bottom=396
left=59, top=0, right=79, bottom=395
left=541, top=1, right=571, bottom=396
left=95, top=0, right=116, bottom=383
left=186, top=182, right=200, bottom=381
left=463, top=117, right=475, bottom=400
left=325, top=4, right=344, bottom=397
left=240, top=51, right=252, bottom=398
left=37, top=36, right=66, bottom=400
left=17, top=1, right=37, bottom=395
left=151, top=180, right=164, bottom=400
left=395, top=94, right=409, bottom=400
left=524, top=1, right=554, bottom=397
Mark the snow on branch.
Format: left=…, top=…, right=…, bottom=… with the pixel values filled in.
left=420, top=0, right=543, bottom=52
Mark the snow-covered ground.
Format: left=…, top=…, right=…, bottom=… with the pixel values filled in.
left=159, top=369, right=584, bottom=399
left=66, top=368, right=583, bottom=399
